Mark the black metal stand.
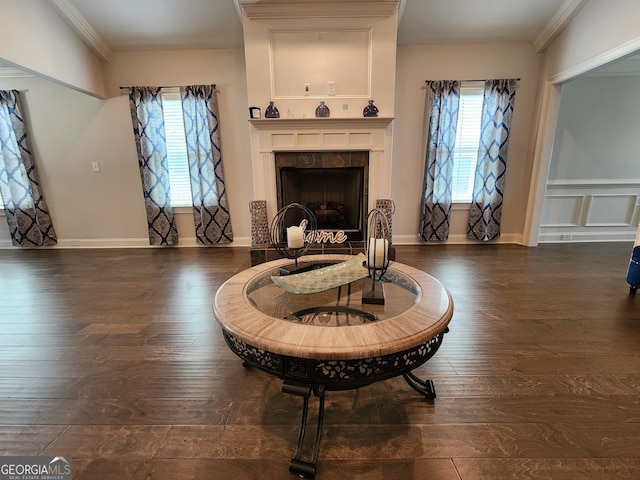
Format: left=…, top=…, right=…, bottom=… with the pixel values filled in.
left=282, top=382, right=326, bottom=479
left=362, top=274, right=385, bottom=305
left=278, top=249, right=315, bottom=275
left=402, top=371, right=437, bottom=399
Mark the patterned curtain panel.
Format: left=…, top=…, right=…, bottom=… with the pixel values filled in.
left=467, top=79, right=519, bottom=241
left=128, top=87, right=178, bottom=246
left=0, top=90, right=57, bottom=247
left=180, top=85, right=233, bottom=244
left=419, top=80, right=460, bottom=241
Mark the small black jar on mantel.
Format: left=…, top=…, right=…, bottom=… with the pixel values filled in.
left=315, top=101, right=330, bottom=118
left=265, top=101, right=280, bottom=118
left=363, top=100, right=379, bottom=117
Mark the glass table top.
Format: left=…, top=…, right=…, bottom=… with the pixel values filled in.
left=244, top=259, right=420, bottom=327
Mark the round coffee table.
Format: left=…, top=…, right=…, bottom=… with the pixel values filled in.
left=214, top=254, right=453, bottom=477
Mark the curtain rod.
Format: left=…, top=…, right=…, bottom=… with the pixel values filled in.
left=424, top=78, right=521, bottom=83
left=119, top=84, right=216, bottom=89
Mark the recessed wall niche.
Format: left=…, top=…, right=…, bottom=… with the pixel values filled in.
left=270, top=30, right=371, bottom=98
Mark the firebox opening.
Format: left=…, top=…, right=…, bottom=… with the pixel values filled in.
left=280, top=166, right=364, bottom=235
left=275, top=151, right=369, bottom=242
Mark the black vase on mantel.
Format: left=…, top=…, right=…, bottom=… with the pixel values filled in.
left=315, top=101, right=330, bottom=118
left=363, top=100, right=379, bottom=117
left=265, top=101, right=280, bottom=118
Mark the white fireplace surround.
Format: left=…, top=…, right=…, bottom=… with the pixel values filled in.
left=239, top=0, right=399, bottom=225
left=248, top=117, right=394, bottom=222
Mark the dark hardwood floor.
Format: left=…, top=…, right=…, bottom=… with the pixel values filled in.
left=1, top=243, right=640, bottom=479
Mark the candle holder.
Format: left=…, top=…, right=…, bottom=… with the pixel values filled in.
left=362, top=208, right=391, bottom=305
left=270, top=203, right=318, bottom=275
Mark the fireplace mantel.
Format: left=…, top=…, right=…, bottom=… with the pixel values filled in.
left=249, top=117, right=394, bottom=130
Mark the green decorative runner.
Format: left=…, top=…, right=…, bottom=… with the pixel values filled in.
left=271, top=253, right=369, bottom=294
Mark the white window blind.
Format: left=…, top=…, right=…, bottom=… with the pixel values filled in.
left=451, top=82, right=484, bottom=203
left=161, top=90, right=192, bottom=208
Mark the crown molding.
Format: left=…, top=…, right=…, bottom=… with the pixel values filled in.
left=49, top=0, right=113, bottom=63
left=533, top=0, right=589, bottom=53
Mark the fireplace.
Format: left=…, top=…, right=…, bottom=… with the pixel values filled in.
left=238, top=0, right=398, bottom=252
left=275, top=151, right=368, bottom=241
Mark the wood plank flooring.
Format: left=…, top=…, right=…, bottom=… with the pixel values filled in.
left=1, top=243, right=639, bottom=479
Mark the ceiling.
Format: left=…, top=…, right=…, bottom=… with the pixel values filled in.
left=51, top=0, right=585, bottom=60
left=5, top=1, right=640, bottom=80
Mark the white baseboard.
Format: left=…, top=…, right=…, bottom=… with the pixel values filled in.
left=538, top=231, right=636, bottom=243
left=4, top=232, right=630, bottom=248
left=393, top=232, right=524, bottom=245
left=56, top=238, right=151, bottom=248
left=0, top=236, right=252, bottom=249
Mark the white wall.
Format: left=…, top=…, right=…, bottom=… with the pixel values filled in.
left=539, top=75, right=640, bottom=243
left=393, top=43, right=544, bottom=244
left=0, top=49, right=252, bottom=248
left=103, top=49, right=253, bottom=247
left=549, top=76, right=640, bottom=181
left=0, top=0, right=106, bottom=98
left=0, top=75, right=147, bottom=247
left=525, top=0, right=640, bottom=245
left=5, top=0, right=640, bottom=248
left=1, top=43, right=546, bottom=248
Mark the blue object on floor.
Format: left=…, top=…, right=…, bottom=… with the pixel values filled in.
left=626, top=245, right=640, bottom=294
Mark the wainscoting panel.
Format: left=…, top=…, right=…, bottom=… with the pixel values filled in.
left=541, top=195, right=585, bottom=227
left=585, top=194, right=637, bottom=227
left=539, top=180, right=640, bottom=243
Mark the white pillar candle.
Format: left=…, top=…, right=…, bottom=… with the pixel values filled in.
left=287, top=226, right=305, bottom=249
left=367, top=238, right=389, bottom=269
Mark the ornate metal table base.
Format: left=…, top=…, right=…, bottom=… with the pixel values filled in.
left=224, top=328, right=448, bottom=478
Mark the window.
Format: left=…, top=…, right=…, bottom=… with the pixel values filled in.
left=451, top=82, right=484, bottom=203
left=160, top=90, right=192, bottom=208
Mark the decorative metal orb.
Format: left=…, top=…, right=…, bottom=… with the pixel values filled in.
left=270, top=203, right=318, bottom=260
left=365, top=208, right=391, bottom=280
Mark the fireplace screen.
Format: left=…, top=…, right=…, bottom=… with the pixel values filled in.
left=275, top=152, right=368, bottom=241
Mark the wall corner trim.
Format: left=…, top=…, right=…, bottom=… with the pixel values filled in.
left=49, top=0, right=113, bottom=63
left=533, top=0, right=589, bottom=53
